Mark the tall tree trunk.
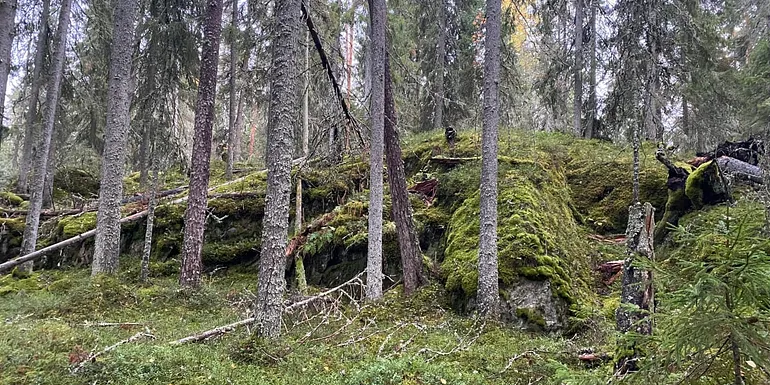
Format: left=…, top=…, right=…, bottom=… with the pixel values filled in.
left=478, top=0, right=501, bottom=318
left=573, top=0, right=584, bottom=137
left=0, top=0, right=16, bottom=133
left=18, top=0, right=73, bottom=273
left=92, top=0, right=139, bottom=276
left=615, top=202, right=656, bottom=374
left=254, top=0, right=299, bottom=338
left=366, top=0, right=386, bottom=301
left=138, top=125, right=150, bottom=187
left=384, top=42, right=425, bottom=296
left=225, top=0, right=237, bottom=180
left=18, top=0, right=50, bottom=194
left=233, top=49, right=250, bottom=163
left=433, top=0, right=447, bottom=131
left=294, top=0, right=310, bottom=294
left=179, top=0, right=224, bottom=288
left=585, top=0, right=596, bottom=139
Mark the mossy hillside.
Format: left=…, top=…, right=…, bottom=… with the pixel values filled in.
left=0, top=268, right=613, bottom=385
left=565, top=140, right=668, bottom=234
left=441, top=158, right=593, bottom=307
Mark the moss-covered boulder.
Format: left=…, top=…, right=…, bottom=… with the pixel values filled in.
left=0, top=217, right=25, bottom=263
left=0, top=191, right=24, bottom=207
left=440, top=158, right=593, bottom=331
left=54, top=168, right=100, bottom=198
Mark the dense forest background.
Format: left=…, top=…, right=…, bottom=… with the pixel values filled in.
left=0, top=0, right=769, bottom=384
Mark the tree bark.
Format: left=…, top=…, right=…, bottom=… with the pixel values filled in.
left=433, top=0, right=447, bottom=131
left=18, top=0, right=73, bottom=274
left=585, top=0, right=596, bottom=139
left=573, top=0, right=584, bottom=137
left=384, top=42, right=426, bottom=296
left=179, top=0, right=224, bottom=288
left=366, top=0, right=386, bottom=301
left=140, top=166, right=159, bottom=283
left=294, top=0, right=310, bottom=294
left=477, top=0, right=501, bottom=318
left=92, top=0, right=139, bottom=276
left=0, top=0, right=16, bottom=133
left=42, top=137, right=55, bottom=209
left=615, top=202, right=656, bottom=374
left=255, top=0, right=299, bottom=338
left=225, top=0, right=238, bottom=180
left=18, top=0, right=50, bottom=194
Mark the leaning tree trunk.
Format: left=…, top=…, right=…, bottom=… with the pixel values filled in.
left=615, top=202, right=656, bottom=375
left=91, top=0, right=139, bottom=276
left=366, top=0, right=386, bottom=301
left=384, top=44, right=426, bottom=296
left=254, top=0, right=299, bottom=338
left=477, top=0, right=501, bottom=318
left=179, top=0, right=224, bottom=288
left=573, top=0, right=584, bottom=137
left=0, top=0, right=17, bottom=134
left=225, top=0, right=237, bottom=180
left=18, top=0, right=50, bottom=194
left=18, top=0, right=73, bottom=274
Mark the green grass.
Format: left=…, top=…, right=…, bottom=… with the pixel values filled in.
left=0, top=265, right=617, bottom=385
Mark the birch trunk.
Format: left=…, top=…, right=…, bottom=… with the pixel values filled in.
left=18, top=0, right=73, bottom=273
left=140, top=166, right=159, bottom=282
left=179, top=0, right=224, bottom=288
left=477, top=0, right=501, bottom=318
left=255, top=0, right=299, bottom=338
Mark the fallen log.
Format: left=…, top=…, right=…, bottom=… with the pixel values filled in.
left=716, top=156, right=764, bottom=184
left=0, top=158, right=307, bottom=274
left=170, top=272, right=364, bottom=345
left=429, top=156, right=480, bottom=166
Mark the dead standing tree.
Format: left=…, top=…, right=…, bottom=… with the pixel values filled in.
left=615, top=202, right=656, bottom=375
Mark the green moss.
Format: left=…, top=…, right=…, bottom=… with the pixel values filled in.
left=54, top=168, right=100, bottom=197
left=0, top=217, right=25, bottom=248
left=515, top=307, right=547, bottom=328
left=0, top=273, right=44, bottom=295
left=55, top=212, right=98, bottom=238
left=202, top=238, right=261, bottom=265
left=684, top=160, right=729, bottom=209
left=441, top=160, right=592, bottom=307
left=0, top=191, right=24, bottom=206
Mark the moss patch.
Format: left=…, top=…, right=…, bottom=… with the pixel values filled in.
left=0, top=191, right=24, bottom=206
left=441, top=159, right=592, bottom=307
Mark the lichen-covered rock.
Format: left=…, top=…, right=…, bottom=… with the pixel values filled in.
left=501, top=278, right=569, bottom=332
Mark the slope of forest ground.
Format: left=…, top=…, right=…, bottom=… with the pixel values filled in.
left=2, top=130, right=768, bottom=384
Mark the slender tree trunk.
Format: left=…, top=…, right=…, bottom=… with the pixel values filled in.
left=294, top=0, right=310, bottom=294
left=585, top=0, right=596, bottom=139
left=91, top=0, right=139, bottom=275
left=225, top=0, right=237, bottom=180
left=573, top=0, right=584, bottom=137
left=615, top=202, right=656, bottom=374
left=433, top=0, right=447, bottom=131
left=255, top=0, right=299, bottom=338
left=138, top=126, right=150, bottom=187
left=18, top=0, right=50, bottom=194
left=0, top=0, right=16, bottom=132
left=140, top=163, right=159, bottom=283
left=18, top=0, right=73, bottom=273
left=384, top=43, right=425, bottom=296
left=477, top=0, right=501, bottom=318
left=366, top=0, right=386, bottom=301
left=179, top=0, right=224, bottom=288
left=42, top=137, right=55, bottom=209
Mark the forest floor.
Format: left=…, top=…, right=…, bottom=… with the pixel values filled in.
left=0, top=261, right=617, bottom=385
